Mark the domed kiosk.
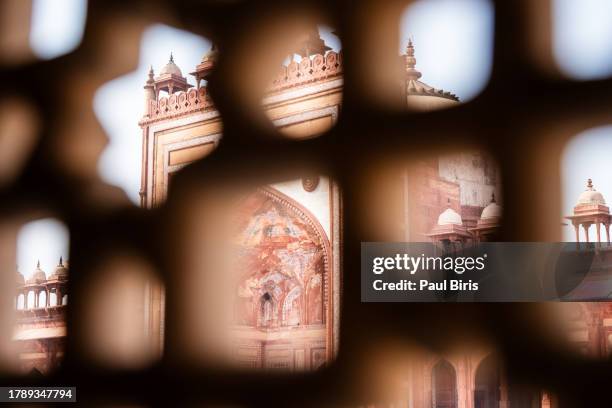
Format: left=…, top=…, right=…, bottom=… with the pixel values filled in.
left=426, top=200, right=472, bottom=245
left=153, top=53, right=192, bottom=95
left=26, top=261, right=46, bottom=285
left=565, top=179, right=611, bottom=245
left=48, top=257, right=68, bottom=282
left=470, top=193, right=503, bottom=242
left=191, top=45, right=217, bottom=89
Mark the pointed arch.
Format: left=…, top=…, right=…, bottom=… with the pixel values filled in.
left=474, top=353, right=500, bottom=408
left=233, top=186, right=331, bottom=324
left=432, top=359, right=457, bottom=408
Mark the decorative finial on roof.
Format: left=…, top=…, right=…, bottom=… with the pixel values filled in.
left=59, top=256, right=63, bottom=267
left=491, top=192, right=496, bottom=203
left=36, top=260, right=40, bottom=268
left=406, top=38, right=414, bottom=59
left=587, top=178, right=594, bottom=190
left=146, top=65, right=155, bottom=85
left=447, top=197, right=451, bottom=206
left=405, top=37, right=422, bottom=80
left=169, top=52, right=174, bottom=63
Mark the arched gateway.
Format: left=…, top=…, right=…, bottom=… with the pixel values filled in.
left=231, top=187, right=332, bottom=370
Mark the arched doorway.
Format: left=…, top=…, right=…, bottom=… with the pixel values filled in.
left=432, top=359, right=457, bottom=408
left=474, top=354, right=500, bottom=408
left=231, top=187, right=332, bottom=370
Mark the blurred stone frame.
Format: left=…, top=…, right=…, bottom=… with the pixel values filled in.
left=142, top=90, right=343, bottom=362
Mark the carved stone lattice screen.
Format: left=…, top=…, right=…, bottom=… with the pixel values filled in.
left=1, top=0, right=612, bottom=406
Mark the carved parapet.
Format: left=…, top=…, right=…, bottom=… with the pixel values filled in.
left=269, top=51, right=343, bottom=92
left=140, top=51, right=343, bottom=125
left=142, top=87, right=215, bottom=124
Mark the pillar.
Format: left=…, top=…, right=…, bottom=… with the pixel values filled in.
left=596, top=222, right=601, bottom=246
left=542, top=391, right=552, bottom=408
left=34, top=289, right=38, bottom=308
left=499, top=368, right=509, bottom=408
left=583, top=224, right=590, bottom=243
left=606, top=223, right=611, bottom=246
left=574, top=224, right=580, bottom=250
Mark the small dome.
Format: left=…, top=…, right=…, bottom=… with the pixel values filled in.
left=437, top=208, right=463, bottom=226
left=26, top=261, right=46, bottom=284
left=201, top=46, right=217, bottom=64
left=159, top=53, right=183, bottom=77
left=481, top=193, right=502, bottom=219
left=49, top=257, right=68, bottom=281
left=577, top=179, right=605, bottom=206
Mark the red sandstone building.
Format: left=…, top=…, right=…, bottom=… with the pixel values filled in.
left=11, top=28, right=612, bottom=408
left=13, top=258, right=68, bottom=374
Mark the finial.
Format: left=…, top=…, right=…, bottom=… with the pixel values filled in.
left=59, top=256, right=63, bottom=267
left=587, top=178, right=594, bottom=189
left=169, top=52, right=174, bottom=63
left=491, top=192, right=496, bottom=203
left=405, top=37, right=422, bottom=80
left=447, top=197, right=451, bottom=206
left=36, top=260, right=40, bottom=268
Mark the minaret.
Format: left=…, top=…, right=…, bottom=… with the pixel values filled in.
left=403, top=38, right=458, bottom=109
left=143, top=66, right=156, bottom=117
left=404, top=38, right=422, bottom=80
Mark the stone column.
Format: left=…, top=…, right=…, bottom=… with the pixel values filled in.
left=606, top=223, right=611, bottom=246
left=499, top=367, right=509, bottom=408
left=542, top=391, right=551, bottom=408
left=583, top=223, right=590, bottom=243
left=596, top=222, right=601, bottom=246
left=574, top=224, right=580, bottom=250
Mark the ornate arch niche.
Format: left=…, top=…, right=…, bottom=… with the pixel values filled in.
left=232, top=186, right=335, bottom=362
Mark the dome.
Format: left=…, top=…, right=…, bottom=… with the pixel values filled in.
left=577, top=179, right=605, bottom=206
left=159, top=53, right=183, bottom=77
left=26, top=261, right=46, bottom=284
left=437, top=208, right=463, bottom=226
left=49, top=257, right=68, bottom=281
left=481, top=194, right=503, bottom=219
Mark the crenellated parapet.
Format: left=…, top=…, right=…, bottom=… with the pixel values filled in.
left=141, top=87, right=215, bottom=124
left=140, top=50, right=343, bottom=125
left=268, top=51, right=343, bottom=92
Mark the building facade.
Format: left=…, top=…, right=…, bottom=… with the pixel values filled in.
left=138, top=31, right=343, bottom=370
left=13, top=259, right=68, bottom=374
